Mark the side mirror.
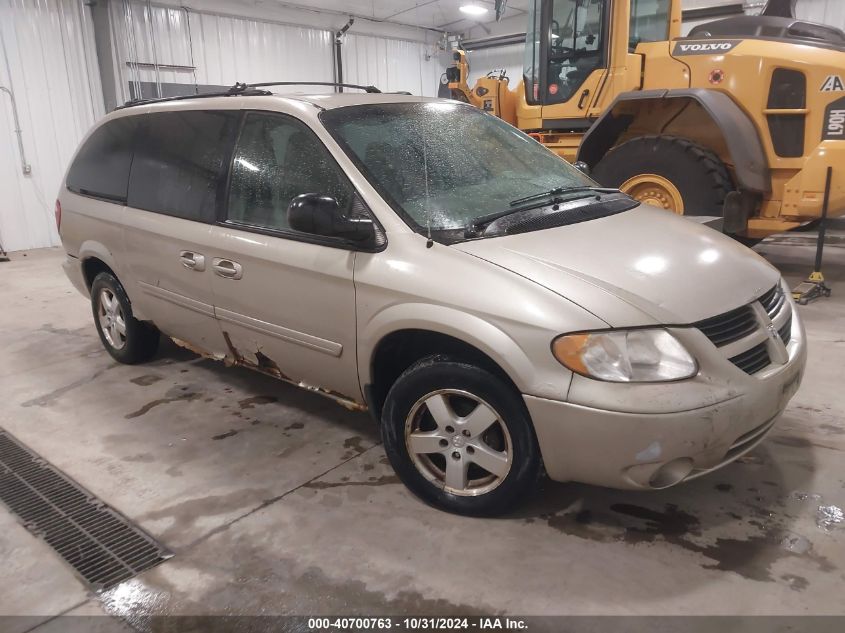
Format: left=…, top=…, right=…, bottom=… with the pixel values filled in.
left=573, top=161, right=591, bottom=176
left=288, top=193, right=375, bottom=247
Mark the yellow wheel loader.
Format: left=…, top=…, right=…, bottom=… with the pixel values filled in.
left=447, top=0, right=845, bottom=239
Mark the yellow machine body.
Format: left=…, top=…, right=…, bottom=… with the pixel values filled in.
left=449, top=0, right=845, bottom=238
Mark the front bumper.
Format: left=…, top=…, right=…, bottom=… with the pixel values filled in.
left=525, top=306, right=807, bottom=490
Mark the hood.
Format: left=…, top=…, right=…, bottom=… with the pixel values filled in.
left=454, top=205, right=780, bottom=327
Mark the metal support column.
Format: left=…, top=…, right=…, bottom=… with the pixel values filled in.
left=88, top=0, right=119, bottom=111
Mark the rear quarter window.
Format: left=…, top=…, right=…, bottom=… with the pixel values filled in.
left=66, top=117, right=138, bottom=202
left=128, top=110, right=240, bottom=222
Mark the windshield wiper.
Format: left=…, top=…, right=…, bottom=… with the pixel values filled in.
left=508, top=185, right=619, bottom=208
left=464, top=186, right=620, bottom=238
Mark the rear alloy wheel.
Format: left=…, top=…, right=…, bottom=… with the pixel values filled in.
left=382, top=358, right=541, bottom=516
left=97, top=287, right=127, bottom=350
left=592, top=135, right=733, bottom=217
left=91, top=272, right=159, bottom=364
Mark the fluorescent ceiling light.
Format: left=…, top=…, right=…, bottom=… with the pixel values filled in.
left=460, top=4, right=488, bottom=16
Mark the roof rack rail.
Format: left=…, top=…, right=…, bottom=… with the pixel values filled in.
left=115, top=87, right=269, bottom=110
left=241, top=81, right=381, bottom=93
left=116, top=81, right=381, bottom=110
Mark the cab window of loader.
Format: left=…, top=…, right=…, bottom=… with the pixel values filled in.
left=546, top=0, right=607, bottom=105
left=523, top=0, right=542, bottom=103
left=629, top=0, right=670, bottom=51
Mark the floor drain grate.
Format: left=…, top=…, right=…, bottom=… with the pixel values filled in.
left=0, top=429, right=170, bottom=590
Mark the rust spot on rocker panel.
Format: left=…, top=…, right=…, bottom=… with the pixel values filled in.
left=220, top=332, right=367, bottom=412
left=171, top=337, right=220, bottom=360
left=255, top=350, right=287, bottom=379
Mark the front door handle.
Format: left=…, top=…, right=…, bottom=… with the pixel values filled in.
left=212, top=258, right=243, bottom=280
left=179, top=250, right=206, bottom=271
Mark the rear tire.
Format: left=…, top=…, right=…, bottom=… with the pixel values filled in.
left=381, top=357, right=541, bottom=516
left=593, top=135, right=733, bottom=217
left=91, top=272, right=159, bottom=364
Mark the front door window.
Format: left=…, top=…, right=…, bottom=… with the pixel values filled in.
left=227, top=112, right=353, bottom=232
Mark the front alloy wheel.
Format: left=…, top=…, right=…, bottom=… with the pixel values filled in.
left=406, top=389, right=512, bottom=496
left=382, top=358, right=541, bottom=516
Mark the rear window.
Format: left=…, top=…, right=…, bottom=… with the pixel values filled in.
left=66, top=117, right=137, bottom=202
left=128, top=110, right=240, bottom=222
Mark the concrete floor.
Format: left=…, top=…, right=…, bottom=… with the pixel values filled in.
left=1, top=227, right=844, bottom=631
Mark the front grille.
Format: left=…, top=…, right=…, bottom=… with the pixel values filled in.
left=695, top=283, right=786, bottom=350
left=728, top=340, right=771, bottom=375
left=759, top=284, right=786, bottom=318
left=0, top=430, right=170, bottom=589
left=694, top=305, right=758, bottom=347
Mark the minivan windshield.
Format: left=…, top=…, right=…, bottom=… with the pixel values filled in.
left=320, top=102, right=617, bottom=238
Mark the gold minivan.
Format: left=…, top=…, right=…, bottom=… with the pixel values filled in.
left=58, top=87, right=806, bottom=515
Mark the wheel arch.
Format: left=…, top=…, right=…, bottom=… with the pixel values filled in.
left=79, top=241, right=120, bottom=290
left=81, top=256, right=117, bottom=291
left=360, top=305, right=537, bottom=421
left=78, top=243, right=150, bottom=320
left=577, top=89, right=770, bottom=194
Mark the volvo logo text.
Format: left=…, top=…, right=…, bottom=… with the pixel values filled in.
left=672, top=40, right=741, bottom=56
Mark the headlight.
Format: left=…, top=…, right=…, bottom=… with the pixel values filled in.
left=552, top=329, right=698, bottom=382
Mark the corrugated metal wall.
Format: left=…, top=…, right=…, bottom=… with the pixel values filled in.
left=109, top=2, right=335, bottom=100
left=108, top=2, right=443, bottom=98
left=0, top=0, right=103, bottom=252
left=110, top=2, right=195, bottom=95
left=108, top=1, right=445, bottom=102
left=190, top=11, right=333, bottom=89
left=0, top=0, right=441, bottom=253
left=343, top=33, right=441, bottom=97
left=795, top=0, right=845, bottom=30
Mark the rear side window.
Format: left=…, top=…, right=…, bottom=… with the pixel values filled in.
left=128, top=110, right=239, bottom=222
left=66, top=117, right=138, bottom=202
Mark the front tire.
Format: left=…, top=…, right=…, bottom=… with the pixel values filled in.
left=381, top=357, right=541, bottom=516
left=91, top=272, right=159, bottom=364
left=593, top=135, right=733, bottom=217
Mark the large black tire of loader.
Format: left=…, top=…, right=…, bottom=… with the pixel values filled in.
left=592, top=135, right=733, bottom=217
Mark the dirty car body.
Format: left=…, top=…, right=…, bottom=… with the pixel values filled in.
left=58, top=92, right=807, bottom=515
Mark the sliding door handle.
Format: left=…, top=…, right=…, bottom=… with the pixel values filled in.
left=179, top=250, right=205, bottom=271
left=212, top=258, right=243, bottom=280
